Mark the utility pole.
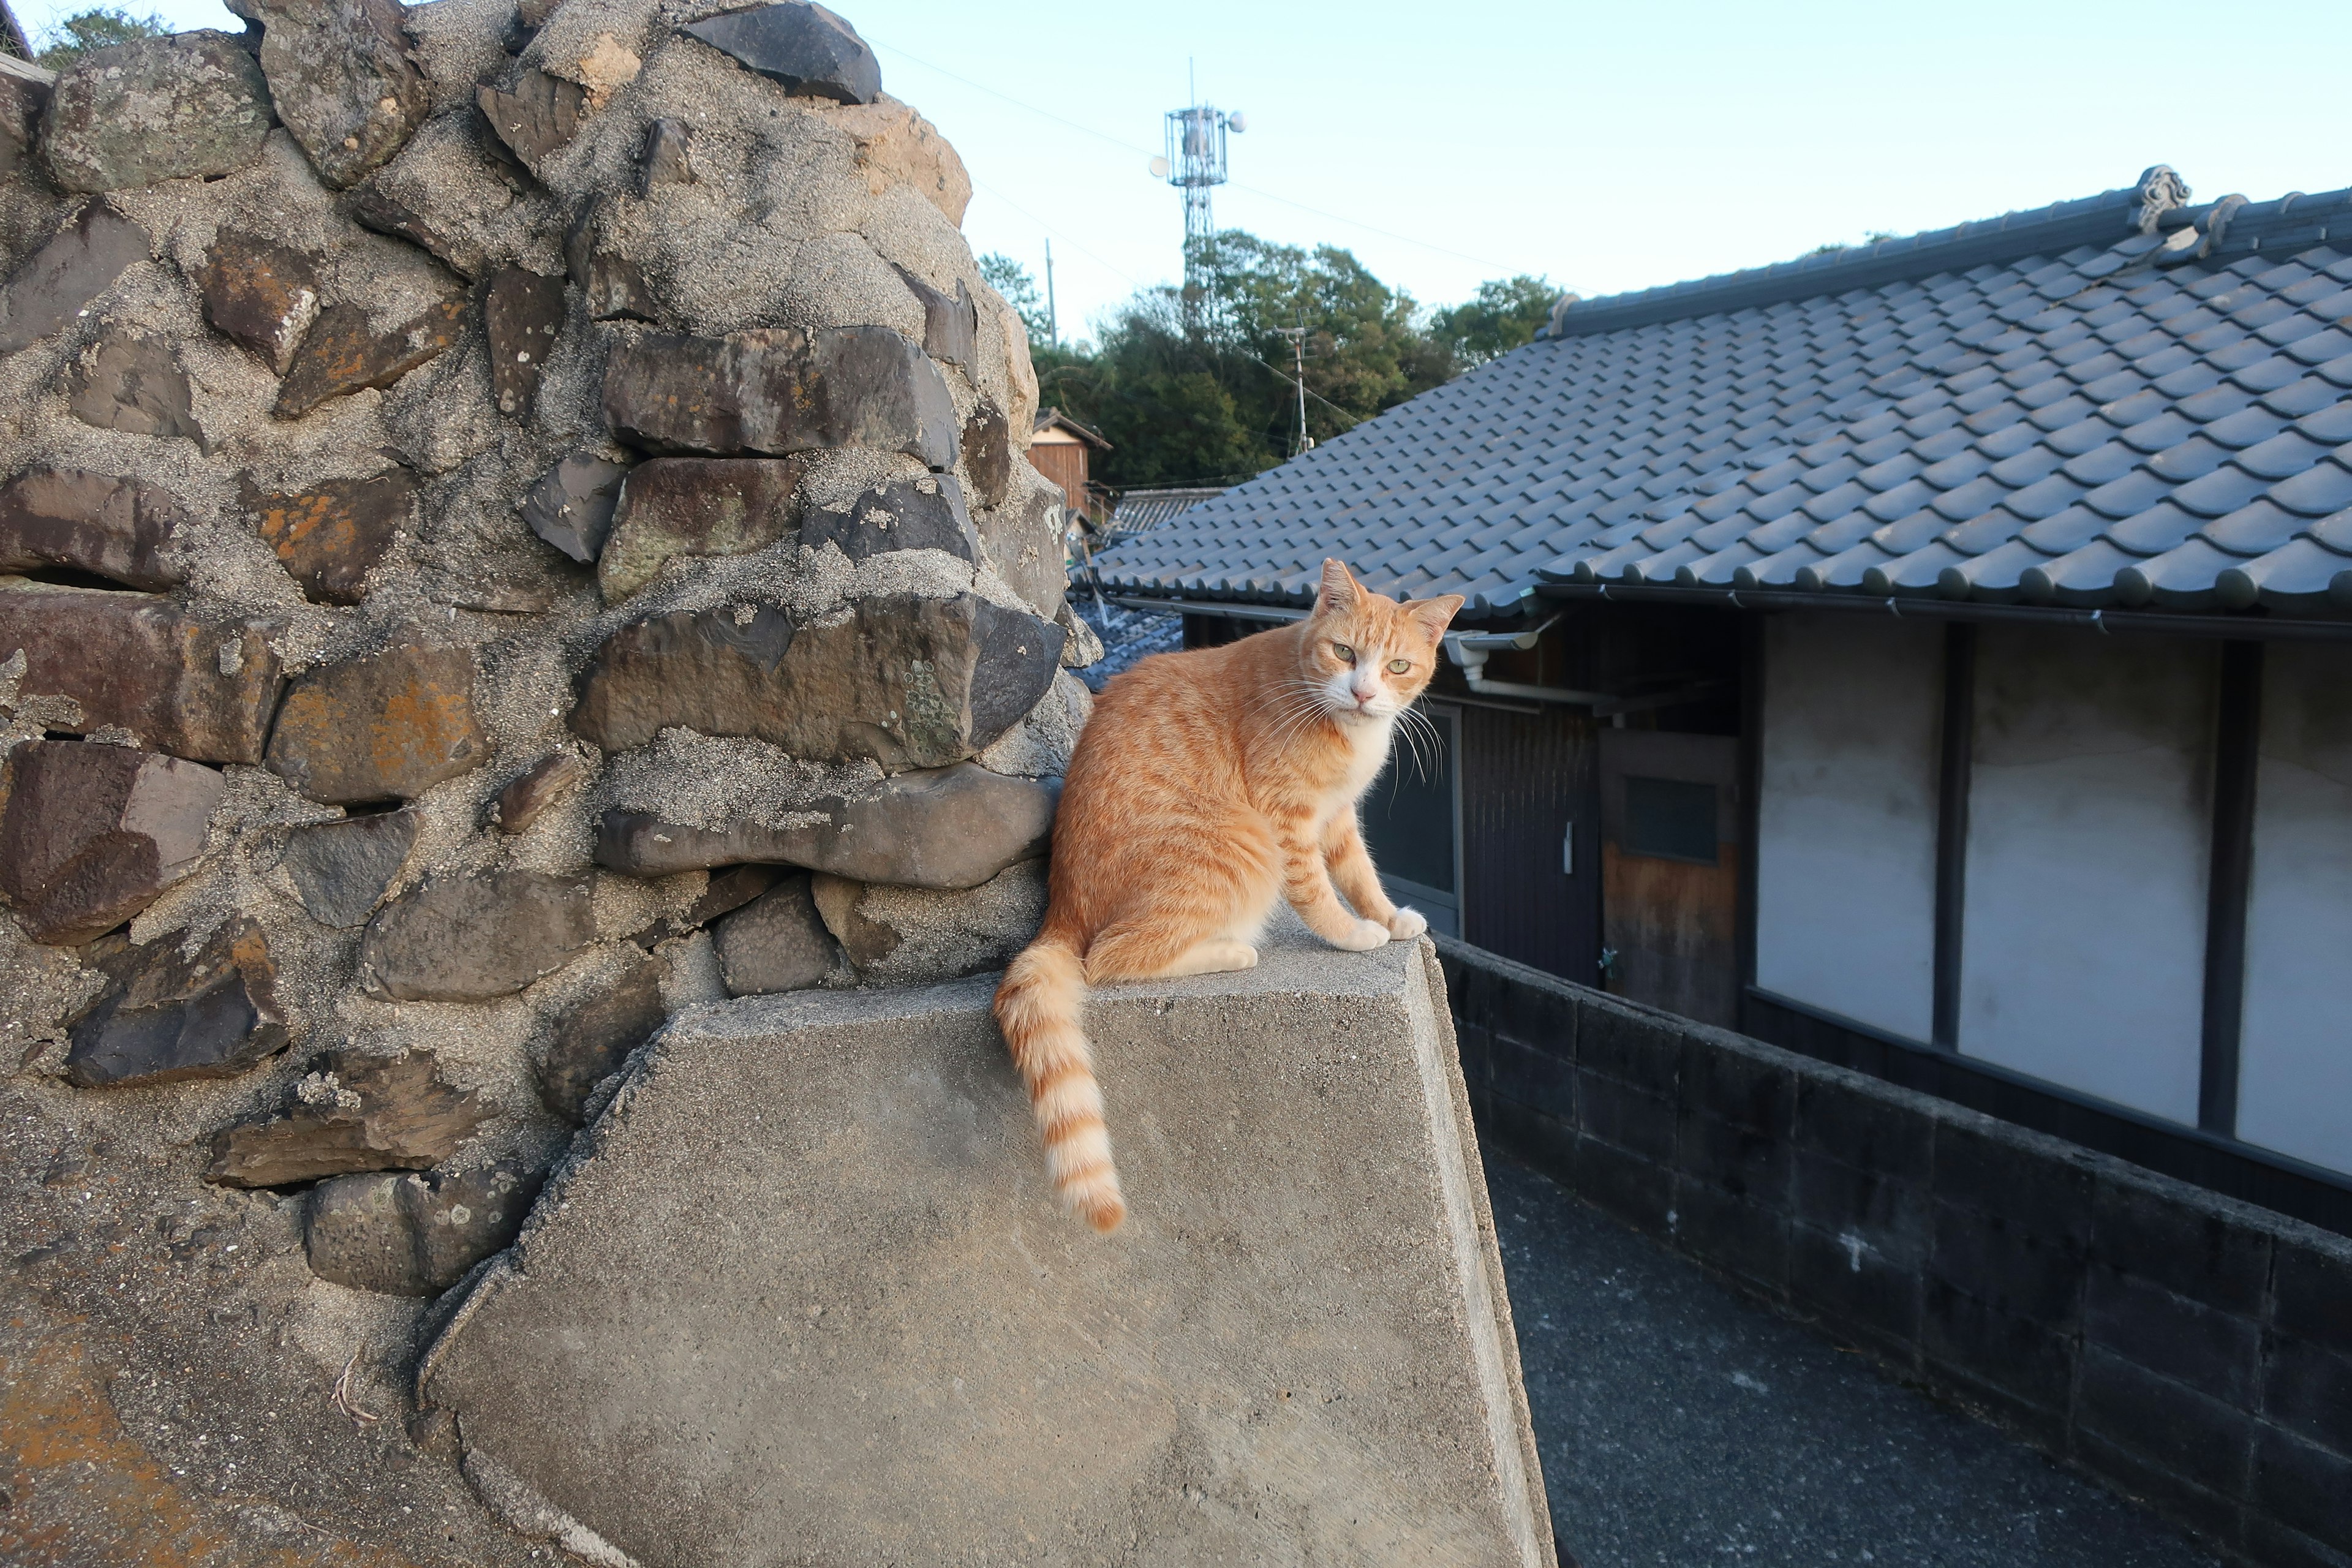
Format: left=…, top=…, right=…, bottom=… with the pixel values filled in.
left=1275, top=326, right=1313, bottom=456
left=1043, top=240, right=1057, bottom=347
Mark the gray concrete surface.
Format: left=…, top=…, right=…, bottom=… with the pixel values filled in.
left=1487, top=1155, right=2220, bottom=1568
left=421, top=930, right=1555, bottom=1567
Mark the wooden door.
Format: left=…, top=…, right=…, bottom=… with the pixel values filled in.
left=1599, top=729, right=1741, bottom=1026
left=1457, top=703, right=1601, bottom=982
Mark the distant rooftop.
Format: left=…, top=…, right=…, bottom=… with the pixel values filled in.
left=1098, top=168, right=2352, bottom=625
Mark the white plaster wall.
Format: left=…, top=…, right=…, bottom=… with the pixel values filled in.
left=2238, top=642, right=2352, bottom=1177
left=1755, top=613, right=1940, bottom=1042
left=1959, top=628, right=2214, bottom=1125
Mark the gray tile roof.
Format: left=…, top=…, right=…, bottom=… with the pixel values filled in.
left=1104, top=485, right=1227, bottom=536
left=1097, top=172, right=2352, bottom=624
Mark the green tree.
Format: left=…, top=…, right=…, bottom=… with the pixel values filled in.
left=37, top=6, right=168, bottom=67
left=1429, top=274, right=1559, bottom=367
left=978, top=252, right=1051, bottom=347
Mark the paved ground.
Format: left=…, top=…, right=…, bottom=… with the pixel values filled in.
left=1486, top=1155, right=2220, bottom=1568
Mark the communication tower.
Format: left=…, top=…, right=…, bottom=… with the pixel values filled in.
left=1149, top=79, right=1244, bottom=333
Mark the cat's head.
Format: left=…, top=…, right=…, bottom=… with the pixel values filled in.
left=1298, top=559, right=1464, bottom=725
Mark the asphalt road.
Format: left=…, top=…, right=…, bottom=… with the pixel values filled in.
left=1485, top=1154, right=2221, bottom=1568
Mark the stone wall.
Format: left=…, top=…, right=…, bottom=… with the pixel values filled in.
left=0, top=0, right=1087, bottom=1321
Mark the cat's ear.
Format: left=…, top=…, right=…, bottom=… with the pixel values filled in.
left=1404, top=594, right=1466, bottom=640
left=1315, top=558, right=1363, bottom=612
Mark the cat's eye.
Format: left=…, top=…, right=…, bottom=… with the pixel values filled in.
left=1387, top=658, right=1412, bottom=674
left=1332, top=643, right=1355, bottom=663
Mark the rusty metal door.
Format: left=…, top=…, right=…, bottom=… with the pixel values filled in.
left=1599, top=729, right=1741, bottom=1026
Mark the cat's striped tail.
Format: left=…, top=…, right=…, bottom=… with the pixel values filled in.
left=993, top=937, right=1126, bottom=1233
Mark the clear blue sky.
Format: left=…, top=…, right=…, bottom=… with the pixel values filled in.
left=31, top=0, right=2352, bottom=344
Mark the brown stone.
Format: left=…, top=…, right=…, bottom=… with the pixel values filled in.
left=799, top=473, right=974, bottom=564
left=893, top=264, right=974, bottom=368
left=476, top=70, right=584, bottom=175
left=305, top=1161, right=543, bottom=1294
left=961, top=402, right=1011, bottom=508
left=536, top=949, right=664, bottom=1122
left=0, top=741, right=224, bottom=944
left=0, top=468, right=187, bottom=592
left=601, top=325, right=959, bottom=470
left=640, top=118, right=694, bottom=192
left=274, top=296, right=468, bottom=420
left=830, top=95, right=971, bottom=225
left=492, top=751, right=587, bottom=834
left=38, top=31, right=272, bottom=192
left=562, top=198, right=663, bottom=322
left=596, top=764, right=1057, bottom=890
left=233, top=0, right=432, bottom=190
left=712, top=874, right=835, bottom=995
left=194, top=229, right=323, bottom=375
left=281, top=807, right=418, bottom=927
left=206, top=1047, right=486, bottom=1188
left=0, top=202, right=150, bottom=356
left=358, top=869, right=594, bottom=1001
left=809, top=860, right=1045, bottom=985
left=573, top=592, right=1061, bottom=768
left=265, top=641, right=488, bottom=804
left=596, top=456, right=804, bottom=603
left=980, top=458, right=1070, bottom=621
left=64, top=919, right=288, bottom=1088
left=0, top=582, right=283, bottom=763
left=67, top=334, right=197, bottom=443
left=483, top=266, right=564, bottom=418
left=246, top=470, right=412, bottom=605
left=628, top=863, right=780, bottom=948
left=518, top=450, right=631, bottom=564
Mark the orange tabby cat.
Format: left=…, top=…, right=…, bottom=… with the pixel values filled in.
left=994, top=559, right=1464, bottom=1232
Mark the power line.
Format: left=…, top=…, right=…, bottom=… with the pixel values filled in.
left=870, top=37, right=1528, bottom=275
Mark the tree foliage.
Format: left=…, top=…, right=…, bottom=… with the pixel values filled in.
left=1003, top=233, right=1557, bottom=491
left=978, top=252, right=1050, bottom=347
left=37, top=7, right=168, bottom=67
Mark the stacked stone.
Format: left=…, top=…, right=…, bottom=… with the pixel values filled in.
left=0, top=0, right=1087, bottom=1300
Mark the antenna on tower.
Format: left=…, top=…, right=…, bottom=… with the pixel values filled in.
left=1155, top=64, right=1242, bottom=336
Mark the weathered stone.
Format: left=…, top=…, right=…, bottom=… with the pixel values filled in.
left=641, top=117, right=693, bottom=191
left=274, top=296, right=468, bottom=419
left=0, top=468, right=187, bottom=591
left=280, top=807, right=418, bottom=927
left=1055, top=599, right=1104, bottom=668
left=266, top=642, right=487, bottom=804
left=0, top=63, right=48, bottom=181
left=492, top=751, right=587, bottom=834
left=535, top=948, right=663, bottom=1122
left=518, top=451, right=630, bottom=564
left=417, top=935, right=1555, bottom=1567
left=206, top=1046, right=486, bottom=1188
left=245, top=470, right=412, bottom=604
left=572, top=592, right=1063, bottom=767
left=596, top=763, right=1057, bottom=890
left=829, top=94, right=971, bottom=225
left=483, top=266, right=564, bottom=418
left=582, top=250, right=657, bottom=322
left=476, top=70, right=582, bottom=174
left=305, top=1161, right=541, bottom=1294
left=358, top=869, right=594, bottom=1001
left=63, top=919, right=288, bottom=1088
left=514, top=0, right=562, bottom=28
left=712, top=873, right=834, bottom=995
left=349, top=182, right=480, bottom=281
left=0, top=741, right=224, bottom=945
left=961, top=401, right=1010, bottom=508
left=596, top=456, right=804, bottom=603
left=630, top=863, right=779, bottom=948
left=981, top=456, right=1070, bottom=620
left=194, top=229, right=323, bottom=374
left=37, top=32, right=271, bottom=193
left=798, top=473, right=973, bottom=564
left=0, top=582, right=282, bottom=763
left=810, top=861, right=1042, bottom=984
left=0, top=202, right=149, bottom=355
left=601, top=326, right=959, bottom=471
left=893, top=264, right=973, bottom=369
left=67, top=333, right=196, bottom=443
left=232, top=0, right=432, bottom=189
left=682, top=2, right=881, bottom=105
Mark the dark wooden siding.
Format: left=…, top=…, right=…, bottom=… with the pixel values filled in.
left=1457, top=702, right=1601, bottom=982
left=1028, top=440, right=1088, bottom=513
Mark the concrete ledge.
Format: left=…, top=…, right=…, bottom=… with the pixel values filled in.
left=421, top=928, right=1555, bottom=1567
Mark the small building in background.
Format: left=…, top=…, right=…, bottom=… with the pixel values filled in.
left=1028, top=408, right=1110, bottom=524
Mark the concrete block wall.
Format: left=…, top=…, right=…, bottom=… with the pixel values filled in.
left=1437, top=937, right=2352, bottom=1568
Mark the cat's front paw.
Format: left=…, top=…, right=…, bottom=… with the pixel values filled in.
left=1387, top=908, right=1428, bottom=941
left=1330, top=918, right=1390, bottom=952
